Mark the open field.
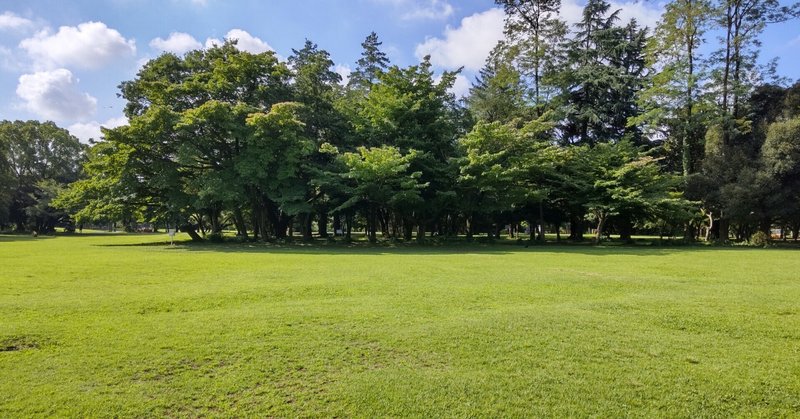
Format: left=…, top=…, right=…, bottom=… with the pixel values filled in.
left=1, top=233, right=799, bottom=417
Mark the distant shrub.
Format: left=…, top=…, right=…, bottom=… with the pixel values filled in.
left=749, top=231, right=770, bottom=247
left=207, top=233, right=225, bottom=243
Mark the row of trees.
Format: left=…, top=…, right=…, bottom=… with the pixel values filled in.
left=6, top=0, right=800, bottom=243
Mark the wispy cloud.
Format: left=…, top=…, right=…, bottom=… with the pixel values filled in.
left=374, top=0, right=454, bottom=20
left=0, top=11, right=34, bottom=32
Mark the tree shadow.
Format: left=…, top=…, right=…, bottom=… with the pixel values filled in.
left=96, top=238, right=728, bottom=257
left=0, top=231, right=156, bottom=241
left=57, top=232, right=161, bottom=238
left=0, top=234, right=56, bottom=242
left=84, top=232, right=800, bottom=256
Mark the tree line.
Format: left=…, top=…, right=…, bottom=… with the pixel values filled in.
left=3, top=0, right=800, bottom=243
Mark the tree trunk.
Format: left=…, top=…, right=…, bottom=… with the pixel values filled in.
left=683, top=221, right=694, bottom=242
left=302, top=212, right=313, bottom=241
left=594, top=216, right=606, bottom=244
left=272, top=207, right=291, bottom=239
left=760, top=219, right=771, bottom=237
left=527, top=218, right=536, bottom=245
left=391, top=214, right=399, bottom=239
left=684, top=11, right=695, bottom=178
left=368, top=206, right=377, bottom=243
left=345, top=213, right=353, bottom=241
left=538, top=201, right=546, bottom=242
left=716, top=217, right=730, bottom=243
left=416, top=223, right=426, bottom=243
left=181, top=223, right=203, bottom=241
left=318, top=211, right=328, bottom=238
left=403, top=218, right=414, bottom=241
left=212, top=208, right=224, bottom=235
left=618, top=217, right=633, bottom=243
left=332, top=213, right=341, bottom=236
left=569, top=215, right=584, bottom=241
left=378, top=209, right=389, bottom=238
left=233, top=208, right=248, bottom=239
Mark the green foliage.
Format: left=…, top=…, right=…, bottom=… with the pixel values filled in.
left=761, top=117, right=800, bottom=227
left=458, top=117, right=558, bottom=226
left=243, top=102, right=314, bottom=216
left=337, top=146, right=427, bottom=241
left=0, top=120, right=85, bottom=231
left=468, top=46, right=530, bottom=124
left=639, top=0, right=712, bottom=175
left=555, top=0, right=649, bottom=146
left=762, top=117, right=800, bottom=178
left=496, top=0, right=566, bottom=110
left=577, top=141, right=680, bottom=242
left=53, top=140, right=136, bottom=225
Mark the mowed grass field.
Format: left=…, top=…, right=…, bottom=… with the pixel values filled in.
left=1, top=233, right=799, bottom=417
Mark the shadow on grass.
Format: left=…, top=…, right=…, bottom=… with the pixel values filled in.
left=0, top=234, right=57, bottom=242
left=0, top=231, right=160, bottom=241
left=94, top=236, right=777, bottom=257
left=58, top=232, right=163, bottom=238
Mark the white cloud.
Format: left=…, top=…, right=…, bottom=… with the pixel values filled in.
left=19, top=21, right=136, bottom=70
left=205, top=29, right=273, bottom=54
left=450, top=74, right=471, bottom=98
left=0, top=45, right=23, bottom=71
left=559, top=0, right=585, bottom=26
left=0, top=11, right=33, bottom=31
left=335, top=64, right=351, bottom=85
left=375, top=0, right=454, bottom=20
left=611, top=0, right=662, bottom=29
left=150, top=32, right=202, bottom=54
left=16, top=69, right=97, bottom=120
left=68, top=116, right=128, bottom=143
left=415, top=8, right=505, bottom=71
left=403, top=0, right=454, bottom=20
left=435, top=73, right=471, bottom=98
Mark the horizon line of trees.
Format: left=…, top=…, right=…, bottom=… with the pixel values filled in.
left=2, top=0, right=800, bottom=244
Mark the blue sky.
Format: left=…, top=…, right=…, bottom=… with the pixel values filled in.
left=0, top=0, right=798, bottom=142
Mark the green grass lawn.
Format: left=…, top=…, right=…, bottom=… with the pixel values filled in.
left=1, top=233, right=799, bottom=417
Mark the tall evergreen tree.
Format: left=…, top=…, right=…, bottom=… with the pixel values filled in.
left=348, top=32, right=390, bottom=91
left=558, top=0, right=647, bottom=146
left=468, top=44, right=529, bottom=124
left=496, top=0, right=567, bottom=112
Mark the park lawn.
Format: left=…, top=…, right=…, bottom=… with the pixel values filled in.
left=1, top=233, right=799, bottom=417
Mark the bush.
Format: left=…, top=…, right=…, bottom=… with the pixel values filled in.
left=749, top=231, right=770, bottom=247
